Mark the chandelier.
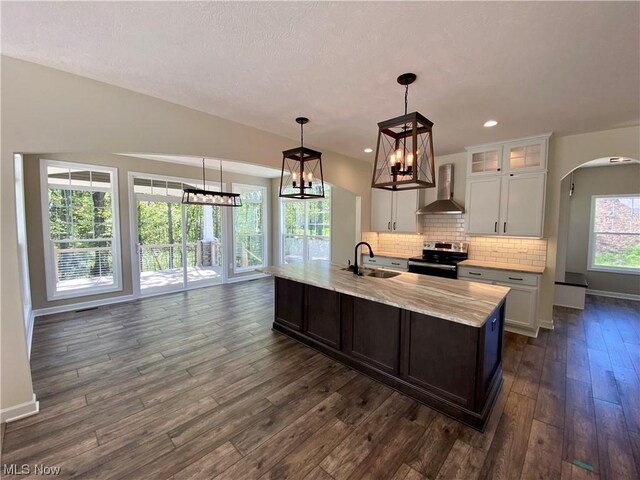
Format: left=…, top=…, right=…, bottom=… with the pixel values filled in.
left=181, top=159, right=242, bottom=207
left=279, top=117, right=325, bottom=199
left=371, top=73, right=436, bottom=190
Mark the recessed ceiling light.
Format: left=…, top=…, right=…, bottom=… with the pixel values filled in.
left=364, top=148, right=373, bottom=153
left=483, top=120, right=498, bottom=128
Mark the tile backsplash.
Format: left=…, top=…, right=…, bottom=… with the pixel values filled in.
left=362, top=215, right=547, bottom=267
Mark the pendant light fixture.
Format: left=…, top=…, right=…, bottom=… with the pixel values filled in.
left=181, top=159, right=242, bottom=207
left=371, top=73, right=436, bottom=190
left=279, top=117, right=325, bottom=199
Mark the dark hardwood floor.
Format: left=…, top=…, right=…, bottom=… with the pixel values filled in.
left=2, top=279, right=639, bottom=479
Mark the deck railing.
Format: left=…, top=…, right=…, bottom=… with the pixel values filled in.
left=137, top=242, right=222, bottom=272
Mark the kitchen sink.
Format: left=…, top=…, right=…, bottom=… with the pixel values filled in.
left=366, top=270, right=401, bottom=279
left=341, top=266, right=400, bottom=278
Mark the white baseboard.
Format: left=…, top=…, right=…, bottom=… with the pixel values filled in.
left=505, top=324, right=539, bottom=338
left=1, top=394, right=39, bottom=423
left=226, top=273, right=269, bottom=284
left=33, top=294, right=135, bottom=317
left=586, top=289, right=640, bottom=301
left=538, top=318, right=554, bottom=330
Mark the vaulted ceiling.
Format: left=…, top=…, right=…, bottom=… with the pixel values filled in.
left=2, top=1, right=638, bottom=161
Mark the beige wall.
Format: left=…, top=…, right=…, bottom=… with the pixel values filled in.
left=562, top=164, right=640, bottom=295
left=24, top=153, right=278, bottom=310
left=1, top=57, right=371, bottom=416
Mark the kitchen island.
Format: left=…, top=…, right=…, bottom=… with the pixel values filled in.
left=261, top=262, right=510, bottom=431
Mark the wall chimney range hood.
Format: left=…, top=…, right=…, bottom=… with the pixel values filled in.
left=416, top=164, right=465, bottom=215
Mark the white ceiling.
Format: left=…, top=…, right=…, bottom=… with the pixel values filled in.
left=2, top=2, right=639, bottom=161
left=118, top=153, right=282, bottom=178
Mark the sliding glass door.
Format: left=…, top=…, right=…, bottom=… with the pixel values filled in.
left=136, top=199, right=185, bottom=293
left=132, top=176, right=225, bottom=296
left=184, top=204, right=224, bottom=288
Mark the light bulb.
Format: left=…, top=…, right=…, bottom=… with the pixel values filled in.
left=292, top=172, right=297, bottom=180
left=395, top=149, right=403, bottom=162
left=307, top=172, right=313, bottom=182
left=407, top=153, right=414, bottom=165
left=389, top=152, right=396, bottom=165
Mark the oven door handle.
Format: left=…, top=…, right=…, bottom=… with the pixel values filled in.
left=408, top=261, right=457, bottom=270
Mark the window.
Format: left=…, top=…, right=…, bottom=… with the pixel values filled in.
left=233, top=184, right=267, bottom=272
left=589, top=194, right=640, bottom=274
left=282, top=185, right=331, bottom=263
left=41, top=160, right=121, bottom=299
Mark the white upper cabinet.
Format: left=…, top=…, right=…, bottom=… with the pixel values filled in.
left=466, top=177, right=502, bottom=235
left=465, top=134, right=550, bottom=238
left=499, top=172, right=546, bottom=237
left=502, top=136, right=548, bottom=173
left=393, top=189, right=421, bottom=233
left=371, top=188, right=394, bottom=232
left=467, top=144, right=502, bottom=177
left=370, top=188, right=424, bottom=233
left=467, top=134, right=549, bottom=177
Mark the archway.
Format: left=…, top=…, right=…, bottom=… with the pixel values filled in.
left=554, top=156, right=639, bottom=307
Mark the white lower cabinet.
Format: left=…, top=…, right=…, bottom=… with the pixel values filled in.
left=504, top=285, right=538, bottom=332
left=362, top=256, right=408, bottom=271
left=458, top=266, right=540, bottom=336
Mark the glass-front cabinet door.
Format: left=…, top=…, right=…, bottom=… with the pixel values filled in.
left=502, top=137, right=548, bottom=173
left=467, top=145, right=502, bottom=176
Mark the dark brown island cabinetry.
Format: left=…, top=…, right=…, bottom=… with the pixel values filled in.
left=273, top=277, right=505, bottom=431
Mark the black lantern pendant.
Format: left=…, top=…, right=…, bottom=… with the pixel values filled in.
left=372, top=73, right=436, bottom=190
left=279, top=117, right=325, bottom=199
left=182, top=159, right=242, bottom=207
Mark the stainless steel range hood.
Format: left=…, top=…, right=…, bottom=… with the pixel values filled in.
left=416, top=164, right=465, bottom=215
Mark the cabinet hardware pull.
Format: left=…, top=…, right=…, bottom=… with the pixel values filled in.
left=492, top=318, right=497, bottom=331
left=391, top=262, right=400, bottom=266
left=388, top=221, right=391, bottom=230
left=497, top=168, right=501, bottom=171
left=393, top=222, right=396, bottom=230
left=508, top=277, right=523, bottom=281
left=503, top=222, right=506, bottom=233
left=494, top=221, right=497, bottom=233
left=468, top=272, right=482, bottom=276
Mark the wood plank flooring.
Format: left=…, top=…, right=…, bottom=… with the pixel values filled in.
left=2, top=280, right=639, bottom=479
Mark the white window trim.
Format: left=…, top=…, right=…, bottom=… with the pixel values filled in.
left=40, top=159, right=123, bottom=300
left=280, top=188, right=332, bottom=264
left=588, top=193, right=640, bottom=275
left=232, top=183, right=268, bottom=274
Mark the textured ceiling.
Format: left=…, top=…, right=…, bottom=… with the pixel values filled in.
left=2, top=1, right=639, bottom=161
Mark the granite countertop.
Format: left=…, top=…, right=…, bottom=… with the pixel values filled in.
left=459, top=259, right=545, bottom=275
left=260, top=262, right=510, bottom=328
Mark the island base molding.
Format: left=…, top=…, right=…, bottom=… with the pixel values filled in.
left=271, top=277, right=506, bottom=432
